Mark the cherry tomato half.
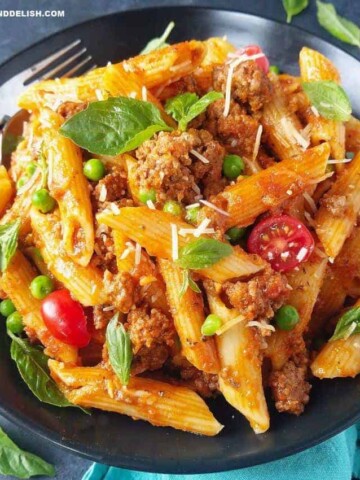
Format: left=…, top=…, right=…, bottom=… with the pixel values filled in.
left=247, top=215, right=314, bottom=272
left=236, top=45, right=270, bottom=74
left=41, top=289, right=90, bottom=347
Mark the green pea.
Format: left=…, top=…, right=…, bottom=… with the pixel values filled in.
left=16, top=175, right=30, bottom=190
left=269, top=65, right=280, bottom=74
left=225, top=227, right=247, bottom=245
left=201, top=314, right=222, bottom=336
left=6, top=312, right=23, bottom=335
left=222, top=154, right=245, bottom=180
left=275, top=305, right=299, bottom=331
left=31, top=189, right=56, bottom=213
left=30, top=275, right=55, bottom=300
left=0, top=299, right=16, bottom=317
left=139, top=188, right=156, bottom=204
left=83, top=158, right=106, bottom=181
left=346, top=151, right=355, bottom=159
left=26, top=162, right=38, bottom=176
left=163, top=200, right=182, bottom=216
left=185, top=206, right=200, bottom=224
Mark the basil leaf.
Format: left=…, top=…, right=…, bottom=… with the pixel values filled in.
left=302, top=81, right=352, bottom=121
left=176, top=238, right=232, bottom=270
left=317, top=1, right=360, bottom=47
left=140, top=21, right=175, bottom=54
left=282, top=0, right=309, bottom=23
left=330, top=307, right=360, bottom=341
left=0, top=219, right=21, bottom=272
left=179, top=269, right=201, bottom=298
left=60, top=97, right=173, bottom=156
left=0, top=427, right=55, bottom=479
left=165, top=91, right=223, bottom=131
left=106, top=313, right=133, bottom=385
left=9, top=332, right=83, bottom=410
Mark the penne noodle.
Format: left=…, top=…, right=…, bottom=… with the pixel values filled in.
left=215, top=143, right=330, bottom=228
left=159, top=259, right=219, bottom=373
left=49, top=361, right=223, bottom=436
left=0, top=252, right=77, bottom=363
left=315, top=151, right=360, bottom=259
left=40, top=109, right=95, bottom=267
left=345, top=116, right=360, bottom=153
left=97, top=207, right=264, bottom=283
left=0, top=166, right=14, bottom=218
left=31, top=209, right=106, bottom=306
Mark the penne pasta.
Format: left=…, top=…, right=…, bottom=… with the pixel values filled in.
left=40, top=109, right=95, bottom=267
left=49, top=361, right=223, bottom=436
left=31, top=209, right=106, bottom=306
left=315, top=152, right=360, bottom=259
left=215, top=143, right=330, bottom=228
left=345, top=116, right=360, bottom=153
left=159, top=259, right=219, bottom=373
left=97, top=207, right=264, bottom=283
left=0, top=251, right=77, bottom=363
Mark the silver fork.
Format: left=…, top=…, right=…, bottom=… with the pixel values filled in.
left=0, top=39, right=97, bottom=166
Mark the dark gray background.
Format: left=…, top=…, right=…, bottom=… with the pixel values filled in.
left=0, top=0, right=359, bottom=478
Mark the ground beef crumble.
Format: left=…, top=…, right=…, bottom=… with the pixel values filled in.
left=126, top=306, right=176, bottom=374
left=103, top=271, right=138, bottom=314
left=269, top=352, right=311, bottom=415
left=57, top=101, right=87, bottom=120
left=135, top=129, right=226, bottom=204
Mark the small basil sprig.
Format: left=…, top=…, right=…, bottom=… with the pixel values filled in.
left=9, top=331, right=86, bottom=411
left=0, top=219, right=21, bottom=272
left=0, top=427, right=55, bottom=479
left=282, top=0, right=309, bottom=23
left=179, top=269, right=201, bottom=298
left=60, top=97, right=173, bottom=156
left=106, top=313, right=133, bottom=385
left=140, top=21, right=175, bottom=54
left=317, top=1, right=360, bottom=48
left=165, top=91, right=223, bottom=131
left=330, top=307, right=360, bottom=342
left=176, top=238, right=232, bottom=270
left=302, top=81, right=352, bottom=121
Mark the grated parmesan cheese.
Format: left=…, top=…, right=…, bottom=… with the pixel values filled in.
left=169, top=60, right=192, bottom=72
left=192, top=184, right=201, bottom=194
left=141, top=86, right=148, bottom=102
left=146, top=200, right=156, bottom=210
left=303, top=192, right=317, bottom=214
left=95, top=89, right=104, bottom=101
left=171, top=224, right=179, bottom=261
left=252, top=125, right=263, bottom=160
left=215, top=314, right=245, bottom=336
left=99, top=185, right=107, bottom=202
left=328, top=158, right=352, bottom=164
left=103, top=305, right=115, bottom=312
left=199, top=199, right=230, bottom=217
left=296, top=247, right=309, bottom=262
left=247, top=320, right=275, bottom=333
left=135, top=242, right=142, bottom=266
left=344, top=322, right=357, bottom=340
left=190, top=149, right=210, bottom=164
left=193, top=218, right=212, bottom=237
left=110, top=203, right=121, bottom=215
left=280, top=117, right=310, bottom=150
left=185, top=202, right=200, bottom=209
left=129, top=91, right=137, bottom=99
left=309, top=171, right=334, bottom=184
left=178, top=228, right=215, bottom=237
left=311, top=105, right=320, bottom=117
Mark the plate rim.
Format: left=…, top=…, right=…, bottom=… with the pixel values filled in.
left=0, top=5, right=360, bottom=473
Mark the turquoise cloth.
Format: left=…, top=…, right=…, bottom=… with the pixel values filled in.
left=83, top=425, right=359, bottom=480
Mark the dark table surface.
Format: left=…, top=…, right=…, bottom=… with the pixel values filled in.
left=0, top=0, right=359, bottom=478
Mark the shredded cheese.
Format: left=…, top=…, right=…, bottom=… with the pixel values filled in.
left=95, top=89, right=105, bottom=101
left=146, top=200, right=156, bottom=210
left=109, top=203, right=121, bottom=215
left=314, top=246, right=328, bottom=259
left=193, top=218, right=212, bottom=237
left=280, top=117, right=310, bottom=150
left=178, top=227, right=215, bottom=237
left=129, top=91, right=137, bottom=99
left=328, top=158, right=352, bottom=164
left=169, top=60, right=192, bottom=72
left=296, top=247, right=309, bottom=262
left=247, top=320, right=275, bottom=333
left=310, top=105, right=320, bottom=117
left=216, top=314, right=245, bottom=336
left=135, top=242, right=142, bottom=266
left=99, top=185, right=107, bottom=202
left=252, top=125, right=263, bottom=161
left=309, top=171, right=334, bottom=184
left=171, top=224, right=179, bottom=260
left=190, top=149, right=210, bottom=164
left=192, top=184, right=201, bottom=194
left=199, top=199, right=230, bottom=217
left=303, top=192, right=317, bottom=214
left=185, top=202, right=200, bottom=209
left=141, top=86, right=148, bottom=102
left=103, top=305, right=115, bottom=312
left=344, top=322, right=357, bottom=340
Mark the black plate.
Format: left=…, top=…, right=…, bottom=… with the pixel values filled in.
left=1, top=6, right=360, bottom=474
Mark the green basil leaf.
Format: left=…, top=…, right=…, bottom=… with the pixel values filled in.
left=330, top=307, right=360, bottom=341
left=0, top=219, right=21, bottom=272
left=106, top=313, right=133, bottom=385
left=165, top=93, right=199, bottom=123
left=282, top=0, right=309, bottom=23
left=140, top=21, right=175, bottom=54
left=0, top=427, right=55, bottom=479
left=302, top=81, right=352, bottom=121
left=176, top=238, right=232, bottom=270
left=9, top=332, right=84, bottom=410
left=60, top=97, right=173, bottom=156
left=179, top=269, right=201, bottom=298
left=165, top=91, right=223, bottom=131
left=317, top=1, right=360, bottom=47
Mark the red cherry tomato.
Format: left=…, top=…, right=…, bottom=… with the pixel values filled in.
left=247, top=215, right=314, bottom=272
left=41, top=289, right=90, bottom=347
left=236, top=44, right=269, bottom=73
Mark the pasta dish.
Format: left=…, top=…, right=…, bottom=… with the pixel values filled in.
left=0, top=33, right=359, bottom=436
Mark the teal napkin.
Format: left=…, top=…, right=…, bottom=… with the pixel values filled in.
left=82, top=425, right=359, bottom=480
